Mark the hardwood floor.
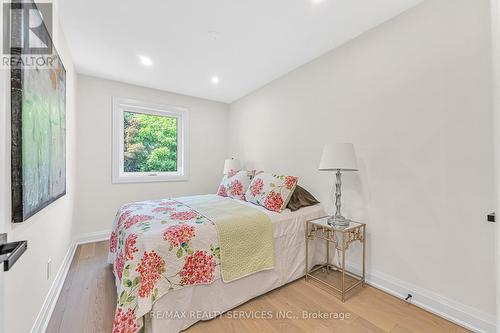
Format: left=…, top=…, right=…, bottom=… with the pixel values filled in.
left=46, top=241, right=470, bottom=333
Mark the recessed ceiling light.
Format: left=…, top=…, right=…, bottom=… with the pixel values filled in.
left=312, top=0, right=325, bottom=5
left=211, top=76, right=220, bottom=84
left=138, top=55, right=152, bottom=66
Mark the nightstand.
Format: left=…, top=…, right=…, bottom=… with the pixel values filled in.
left=305, top=216, right=366, bottom=302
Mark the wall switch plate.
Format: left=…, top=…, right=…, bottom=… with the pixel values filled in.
left=47, top=259, right=52, bottom=280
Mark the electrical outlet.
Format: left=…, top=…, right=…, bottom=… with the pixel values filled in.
left=488, top=213, right=495, bottom=222
left=47, top=259, right=52, bottom=280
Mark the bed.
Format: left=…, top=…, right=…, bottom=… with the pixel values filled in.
left=109, top=194, right=325, bottom=333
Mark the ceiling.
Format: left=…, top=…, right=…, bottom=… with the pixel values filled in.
left=59, top=0, right=422, bottom=103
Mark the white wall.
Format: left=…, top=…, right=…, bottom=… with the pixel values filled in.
left=0, top=2, right=78, bottom=333
left=75, top=75, right=229, bottom=234
left=490, top=0, right=500, bottom=330
left=229, top=0, right=496, bottom=326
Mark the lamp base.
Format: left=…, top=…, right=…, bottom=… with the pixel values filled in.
left=327, top=215, right=351, bottom=227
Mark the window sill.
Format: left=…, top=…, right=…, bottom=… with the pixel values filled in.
left=112, top=174, right=189, bottom=184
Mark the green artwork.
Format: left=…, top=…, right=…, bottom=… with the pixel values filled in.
left=10, top=9, right=66, bottom=222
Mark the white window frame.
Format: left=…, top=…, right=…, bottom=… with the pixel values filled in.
left=112, top=97, right=189, bottom=183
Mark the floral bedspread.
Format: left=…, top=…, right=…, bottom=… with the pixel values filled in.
left=108, top=198, right=221, bottom=333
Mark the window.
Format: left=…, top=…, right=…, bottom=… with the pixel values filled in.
left=112, top=98, right=189, bottom=183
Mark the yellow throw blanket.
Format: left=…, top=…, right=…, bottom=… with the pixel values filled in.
left=178, top=195, right=275, bottom=282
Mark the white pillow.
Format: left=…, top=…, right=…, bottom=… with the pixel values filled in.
left=217, top=170, right=253, bottom=200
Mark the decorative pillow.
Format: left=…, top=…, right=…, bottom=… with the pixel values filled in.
left=217, top=170, right=253, bottom=200
left=287, top=185, right=320, bottom=211
left=245, top=172, right=299, bottom=212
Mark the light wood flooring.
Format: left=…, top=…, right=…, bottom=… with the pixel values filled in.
left=46, top=241, right=470, bottom=333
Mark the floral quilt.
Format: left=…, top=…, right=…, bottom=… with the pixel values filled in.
left=108, top=198, right=221, bottom=333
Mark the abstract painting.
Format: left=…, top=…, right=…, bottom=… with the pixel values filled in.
left=10, top=5, right=66, bottom=222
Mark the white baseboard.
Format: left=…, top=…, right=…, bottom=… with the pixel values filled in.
left=347, top=264, right=496, bottom=333
left=30, top=230, right=495, bottom=333
left=30, top=230, right=112, bottom=333
left=30, top=241, right=77, bottom=333
left=75, top=229, right=112, bottom=244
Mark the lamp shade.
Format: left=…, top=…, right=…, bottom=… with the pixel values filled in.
left=223, top=158, right=241, bottom=174
left=319, top=143, right=358, bottom=171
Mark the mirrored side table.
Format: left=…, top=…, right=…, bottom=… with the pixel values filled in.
left=305, top=216, right=366, bottom=302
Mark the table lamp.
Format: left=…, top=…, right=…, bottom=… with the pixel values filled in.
left=319, top=143, right=358, bottom=226
left=223, top=158, right=241, bottom=174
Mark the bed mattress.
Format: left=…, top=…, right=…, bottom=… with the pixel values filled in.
left=144, top=202, right=326, bottom=333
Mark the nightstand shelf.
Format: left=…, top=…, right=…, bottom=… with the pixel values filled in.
left=305, top=217, right=366, bottom=302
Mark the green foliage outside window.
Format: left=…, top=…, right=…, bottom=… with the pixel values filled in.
left=123, top=111, right=177, bottom=172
